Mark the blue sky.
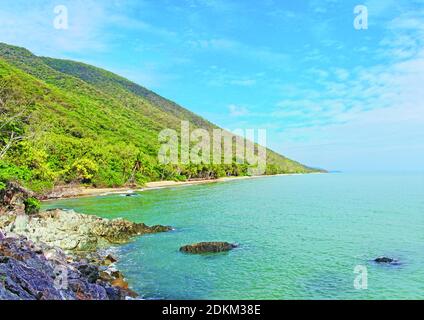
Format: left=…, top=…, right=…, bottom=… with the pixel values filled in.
left=0, top=0, right=423, bottom=172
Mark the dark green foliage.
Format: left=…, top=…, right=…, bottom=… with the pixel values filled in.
left=24, top=197, right=40, bottom=215
left=0, top=42, right=321, bottom=193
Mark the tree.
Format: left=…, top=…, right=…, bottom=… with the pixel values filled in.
left=0, top=80, right=32, bottom=160
left=71, top=158, right=99, bottom=183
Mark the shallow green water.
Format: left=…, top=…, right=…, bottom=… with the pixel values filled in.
left=43, top=173, right=424, bottom=299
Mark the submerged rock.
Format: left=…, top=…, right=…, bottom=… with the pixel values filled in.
left=124, top=193, right=137, bottom=197
left=180, top=242, right=238, bottom=254
left=374, top=257, right=396, bottom=264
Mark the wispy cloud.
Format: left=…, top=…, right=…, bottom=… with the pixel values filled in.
left=1, top=0, right=423, bottom=172
left=187, top=37, right=291, bottom=68
left=228, top=104, right=250, bottom=117
left=271, top=8, right=424, bottom=170
left=0, top=0, right=109, bottom=55
left=0, top=0, right=177, bottom=56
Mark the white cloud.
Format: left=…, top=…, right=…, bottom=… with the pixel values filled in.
left=269, top=9, right=424, bottom=171
left=228, top=104, right=249, bottom=117
left=0, top=0, right=109, bottom=55
left=0, top=0, right=176, bottom=56
left=188, top=37, right=291, bottom=67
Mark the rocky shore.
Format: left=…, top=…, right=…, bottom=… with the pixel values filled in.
left=0, top=182, right=172, bottom=300
left=0, top=209, right=172, bottom=251
left=0, top=233, right=136, bottom=300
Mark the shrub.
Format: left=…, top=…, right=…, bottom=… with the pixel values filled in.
left=24, top=197, right=41, bottom=215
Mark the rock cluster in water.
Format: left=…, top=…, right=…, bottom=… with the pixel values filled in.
left=180, top=242, right=238, bottom=254
left=374, top=257, right=397, bottom=264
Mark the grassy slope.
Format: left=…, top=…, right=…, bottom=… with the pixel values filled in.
left=0, top=43, right=320, bottom=192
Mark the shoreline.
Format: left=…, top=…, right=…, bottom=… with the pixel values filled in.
left=0, top=207, right=172, bottom=300
left=3, top=171, right=323, bottom=299
left=42, top=173, right=323, bottom=201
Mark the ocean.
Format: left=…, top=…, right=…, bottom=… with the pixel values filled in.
left=43, top=173, right=424, bottom=299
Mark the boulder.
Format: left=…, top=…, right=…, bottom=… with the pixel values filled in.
left=0, top=181, right=34, bottom=215
left=111, top=277, right=129, bottom=289
left=77, top=264, right=100, bottom=284
left=180, top=242, right=238, bottom=254
left=102, top=254, right=117, bottom=266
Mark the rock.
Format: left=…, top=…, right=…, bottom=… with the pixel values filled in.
left=11, top=215, right=29, bottom=233
left=374, top=257, right=395, bottom=264
left=110, top=269, right=124, bottom=279
left=99, top=271, right=114, bottom=282
left=77, top=264, right=100, bottom=283
left=0, top=207, right=169, bottom=300
left=0, top=215, right=14, bottom=230
left=0, top=234, right=135, bottom=300
left=180, top=242, right=238, bottom=254
left=102, top=254, right=117, bottom=266
left=111, top=277, right=129, bottom=289
left=0, top=181, right=34, bottom=215
left=39, top=186, right=83, bottom=200
left=6, top=209, right=172, bottom=252
left=125, top=193, right=137, bottom=197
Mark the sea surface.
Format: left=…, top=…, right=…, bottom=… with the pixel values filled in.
left=43, top=173, right=424, bottom=299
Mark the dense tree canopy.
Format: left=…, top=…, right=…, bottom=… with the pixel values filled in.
left=0, top=43, right=320, bottom=193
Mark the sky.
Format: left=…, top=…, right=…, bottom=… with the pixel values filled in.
left=0, top=0, right=423, bottom=172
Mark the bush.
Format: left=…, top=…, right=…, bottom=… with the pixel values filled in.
left=0, top=161, right=32, bottom=182
left=24, top=197, right=41, bottom=215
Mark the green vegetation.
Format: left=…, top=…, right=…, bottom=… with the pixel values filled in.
left=24, top=197, right=40, bottom=215
left=0, top=42, right=321, bottom=194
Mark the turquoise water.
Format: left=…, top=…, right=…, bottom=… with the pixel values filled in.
left=43, top=173, right=424, bottom=299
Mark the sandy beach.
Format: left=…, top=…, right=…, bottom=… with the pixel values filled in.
left=42, top=174, right=315, bottom=200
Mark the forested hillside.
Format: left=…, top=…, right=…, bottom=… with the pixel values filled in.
left=0, top=43, right=319, bottom=193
